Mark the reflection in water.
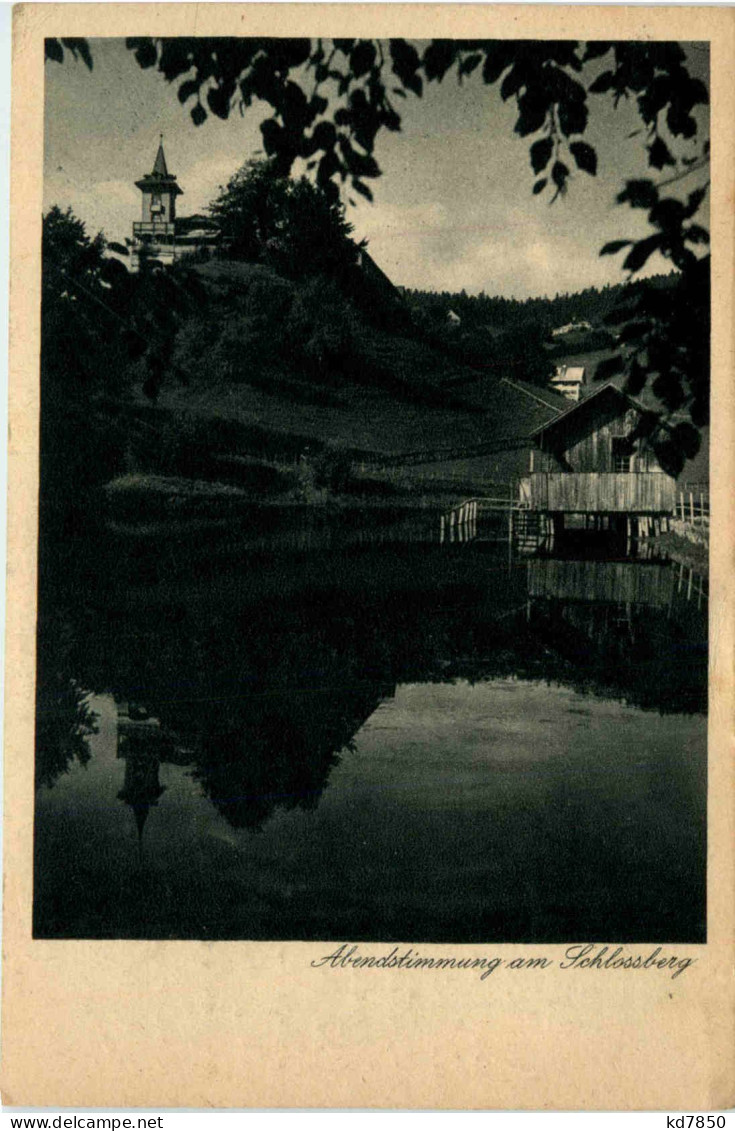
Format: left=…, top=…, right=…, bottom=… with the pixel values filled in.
left=35, top=615, right=98, bottom=790
left=34, top=527, right=707, bottom=942
left=190, top=682, right=391, bottom=830
left=117, top=713, right=168, bottom=855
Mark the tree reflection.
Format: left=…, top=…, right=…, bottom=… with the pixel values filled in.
left=35, top=549, right=708, bottom=825
left=35, top=614, right=98, bottom=790
left=190, top=684, right=389, bottom=829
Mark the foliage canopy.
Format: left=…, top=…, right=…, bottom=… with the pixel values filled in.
left=209, top=155, right=363, bottom=279
left=46, top=35, right=711, bottom=472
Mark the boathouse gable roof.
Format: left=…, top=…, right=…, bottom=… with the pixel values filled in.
left=530, top=380, right=644, bottom=450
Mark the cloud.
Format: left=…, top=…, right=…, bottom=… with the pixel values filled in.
left=349, top=184, right=674, bottom=299
left=178, top=154, right=245, bottom=213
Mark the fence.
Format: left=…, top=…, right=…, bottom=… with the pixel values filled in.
left=675, top=483, right=709, bottom=526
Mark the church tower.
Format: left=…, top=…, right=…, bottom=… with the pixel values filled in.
left=131, top=137, right=183, bottom=269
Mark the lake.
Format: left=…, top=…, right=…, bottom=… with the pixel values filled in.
left=33, top=520, right=707, bottom=942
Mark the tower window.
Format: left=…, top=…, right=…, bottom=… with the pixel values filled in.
left=150, top=193, right=163, bottom=214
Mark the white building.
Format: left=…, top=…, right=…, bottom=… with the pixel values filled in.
left=550, top=320, right=591, bottom=339
left=550, top=364, right=585, bottom=402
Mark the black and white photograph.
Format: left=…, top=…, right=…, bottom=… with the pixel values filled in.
left=34, top=33, right=710, bottom=946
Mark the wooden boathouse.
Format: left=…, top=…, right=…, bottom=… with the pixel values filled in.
left=519, top=381, right=676, bottom=536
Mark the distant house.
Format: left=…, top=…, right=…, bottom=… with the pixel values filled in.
left=550, top=320, right=592, bottom=339
left=447, top=309, right=461, bottom=325
left=550, top=364, right=585, bottom=402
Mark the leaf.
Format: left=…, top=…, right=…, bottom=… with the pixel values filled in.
left=352, top=178, right=373, bottom=202
left=405, top=72, right=423, bottom=97
left=570, top=140, right=597, bottom=175
left=350, top=40, right=376, bottom=78
left=459, top=52, right=482, bottom=77
left=684, top=224, right=710, bottom=246
left=389, top=39, right=421, bottom=86
left=551, top=161, right=569, bottom=193
left=45, top=38, right=64, bottom=64
left=648, top=136, right=675, bottom=170
left=515, top=96, right=547, bottom=137
left=652, top=438, right=685, bottom=478
left=594, top=354, right=623, bottom=382
left=190, top=103, right=207, bottom=127
left=207, top=85, right=231, bottom=120
left=649, top=198, right=685, bottom=232
left=61, top=38, right=93, bottom=70
left=622, top=234, right=663, bottom=273
left=106, top=242, right=129, bottom=257
left=667, top=104, right=697, bottom=139
left=532, top=178, right=547, bottom=195
left=558, top=99, right=588, bottom=137
left=599, top=239, right=633, bottom=256
left=684, top=186, right=708, bottom=219
left=339, top=138, right=381, bottom=178
left=177, top=78, right=200, bottom=104
left=500, top=67, right=523, bottom=102
left=530, top=137, right=553, bottom=174
left=312, top=121, right=337, bottom=151
left=129, top=38, right=157, bottom=69
left=617, top=179, right=658, bottom=209
left=482, top=47, right=509, bottom=86
left=588, top=70, right=614, bottom=94
left=423, top=40, right=457, bottom=82
left=260, top=118, right=283, bottom=154
left=75, top=38, right=93, bottom=70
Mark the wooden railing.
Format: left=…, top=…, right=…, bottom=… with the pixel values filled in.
left=676, top=483, right=709, bottom=525
left=526, top=472, right=676, bottom=514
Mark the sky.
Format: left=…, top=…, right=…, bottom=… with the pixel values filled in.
left=43, top=38, right=709, bottom=299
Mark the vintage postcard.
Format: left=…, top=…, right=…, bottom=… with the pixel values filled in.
left=3, top=2, right=734, bottom=1110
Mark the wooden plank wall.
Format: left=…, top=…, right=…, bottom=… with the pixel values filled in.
left=527, top=472, right=676, bottom=513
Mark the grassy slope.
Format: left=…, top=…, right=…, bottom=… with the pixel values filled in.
left=154, top=261, right=564, bottom=471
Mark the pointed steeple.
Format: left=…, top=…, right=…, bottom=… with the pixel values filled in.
left=152, top=134, right=168, bottom=177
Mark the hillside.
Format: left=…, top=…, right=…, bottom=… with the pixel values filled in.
left=132, top=259, right=568, bottom=497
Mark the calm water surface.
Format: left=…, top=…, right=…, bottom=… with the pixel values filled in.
left=34, top=530, right=707, bottom=942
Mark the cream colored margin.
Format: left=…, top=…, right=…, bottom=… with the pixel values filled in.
left=4, top=4, right=734, bottom=1110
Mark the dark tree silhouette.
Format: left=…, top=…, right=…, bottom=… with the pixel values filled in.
left=45, top=36, right=710, bottom=471
left=210, top=156, right=363, bottom=280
